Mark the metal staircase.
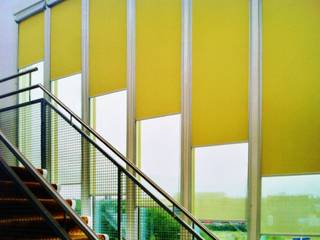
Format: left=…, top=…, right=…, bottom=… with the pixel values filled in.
left=0, top=68, right=219, bottom=240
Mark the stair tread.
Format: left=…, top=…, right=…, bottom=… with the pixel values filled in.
left=0, top=180, right=57, bottom=189
left=0, top=166, right=45, bottom=181
left=0, top=165, right=104, bottom=239
left=0, top=180, right=57, bottom=199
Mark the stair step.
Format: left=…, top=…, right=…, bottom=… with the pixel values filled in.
left=0, top=198, right=74, bottom=217
left=0, top=233, right=108, bottom=240
left=0, top=165, right=105, bottom=239
left=0, top=215, right=91, bottom=237
left=0, top=166, right=46, bottom=181
left=0, top=180, right=57, bottom=199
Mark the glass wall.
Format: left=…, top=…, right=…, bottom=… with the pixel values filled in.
left=90, top=90, right=127, bottom=156
left=51, top=74, right=82, bottom=191
left=89, top=90, right=127, bottom=236
left=261, top=175, right=320, bottom=239
left=194, top=143, right=248, bottom=240
left=19, top=62, right=44, bottom=101
left=51, top=74, right=82, bottom=116
left=18, top=62, right=44, bottom=168
left=137, top=114, right=181, bottom=200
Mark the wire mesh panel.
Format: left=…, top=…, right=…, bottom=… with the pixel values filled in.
left=0, top=86, right=217, bottom=240
left=0, top=101, right=42, bottom=168
left=122, top=171, right=199, bottom=240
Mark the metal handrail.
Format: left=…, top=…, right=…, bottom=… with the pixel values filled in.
left=0, top=130, right=99, bottom=240
left=0, top=83, right=219, bottom=240
left=0, top=67, right=38, bottom=83
left=40, top=84, right=218, bottom=239
left=44, top=98, right=205, bottom=239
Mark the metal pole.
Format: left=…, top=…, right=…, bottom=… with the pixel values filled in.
left=41, top=100, right=47, bottom=170
left=247, top=0, right=262, bottom=239
left=118, top=169, right=122, bottom=240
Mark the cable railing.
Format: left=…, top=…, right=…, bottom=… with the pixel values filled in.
left=0, top=70, right=219, bottom=240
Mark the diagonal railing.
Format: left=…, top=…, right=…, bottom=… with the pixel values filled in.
left=0, top=69, right=219, bottom=240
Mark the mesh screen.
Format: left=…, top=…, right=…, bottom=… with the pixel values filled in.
left=0, top=96, right=213, bottom=240
left=0, top=102, right=42, bottom=168
left=46, top=101, right=205, bottom=239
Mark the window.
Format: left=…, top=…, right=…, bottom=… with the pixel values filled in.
left=90, top=90, right=127, bottom=156
left=194, top=143, right=248, bottom=239
left=18, top=62, right=44, bottom=168
left=51, top=74, right=82, bottom=186
left=19, top=61, right=44, bottom=102
left=137, top=114, right=181, bottom=199
left=51, top=74, right=82, bottom=116
left=261, top=175, right=320, bottom=236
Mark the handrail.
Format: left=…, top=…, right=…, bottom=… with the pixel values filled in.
left=44, top=98, right=205, bottom=239
left=0, top=67, right=38, bottom=83
left=0, top=83, right=219, bottom=240
left=0, top=129, right=99, bottom=240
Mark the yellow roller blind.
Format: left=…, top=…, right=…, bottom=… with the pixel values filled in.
left=136, top=0, right=181, bottom=120
left=89, top=0, right=126, bottom=97
left=18, top=12, right=44, bottom=68
left=262, top=0, right=320, bottom=176
left=192, top=0, right=249, bottom=146
left=51, top=0, right=81, bottom=80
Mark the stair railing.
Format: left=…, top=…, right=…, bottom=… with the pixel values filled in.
left=0, top=70, right=219, bottom=240
left=0, top=130, right=82, bottom=240
left=0, top=69, right=99, bottom=240
left=0, top=126, right=100, bottom=240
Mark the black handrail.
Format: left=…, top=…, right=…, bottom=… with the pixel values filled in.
left=0, top=67, right=38, bottom=83
left=0, top=129, right=99, bottom=240
left=0, top=83, right=219, bottom=240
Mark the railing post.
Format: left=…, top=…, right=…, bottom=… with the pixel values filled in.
left=118, top=169, right=122, bottom=240
left=41, top=99, right=47, bottom=171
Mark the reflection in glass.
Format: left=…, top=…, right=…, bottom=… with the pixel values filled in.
left=194, top=143, right=248, bottom=239
left=261, top=175, right=320, bottom=236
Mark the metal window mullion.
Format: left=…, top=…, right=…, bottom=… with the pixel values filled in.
left=181, top=0, right=193, bottom=213
left=126, top=0, right=138, bottom=240
left=247, top=0, right=262, bottom=239
left=81, top=0, right=91, bottom=216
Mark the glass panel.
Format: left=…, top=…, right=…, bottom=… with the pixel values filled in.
left=51, top=74, right=82, bottom=116
left=261, top=236, right=320, bottom=240
left=89, top=91, right=127, bottom=196
left=261, top=175, right=320, bottom=236
left=91, top=91, right=127, bottom=155
left=59, top=184, right=81, bottom=215
left=194, top=143, right=248, bottom=239
left=138, top=114, right=181, bottom=201
left=93, top=196, right=119, bottom=240
left=51, top=74, right=82, bottom=185
left=18, top=62, right=44, bottom=168
left=19, top=61, right=44, bottom=101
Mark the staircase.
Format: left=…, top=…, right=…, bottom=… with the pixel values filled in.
left=0, top=165, right=107, bottom=239
left=0, top=68, right=219, bottom=240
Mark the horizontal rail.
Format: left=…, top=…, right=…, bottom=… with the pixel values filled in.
left=0, top=83, right=218, bottom=240
left=0, top=67, right=38, bottom=83
left=0, top=127, right=99, bottom=240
